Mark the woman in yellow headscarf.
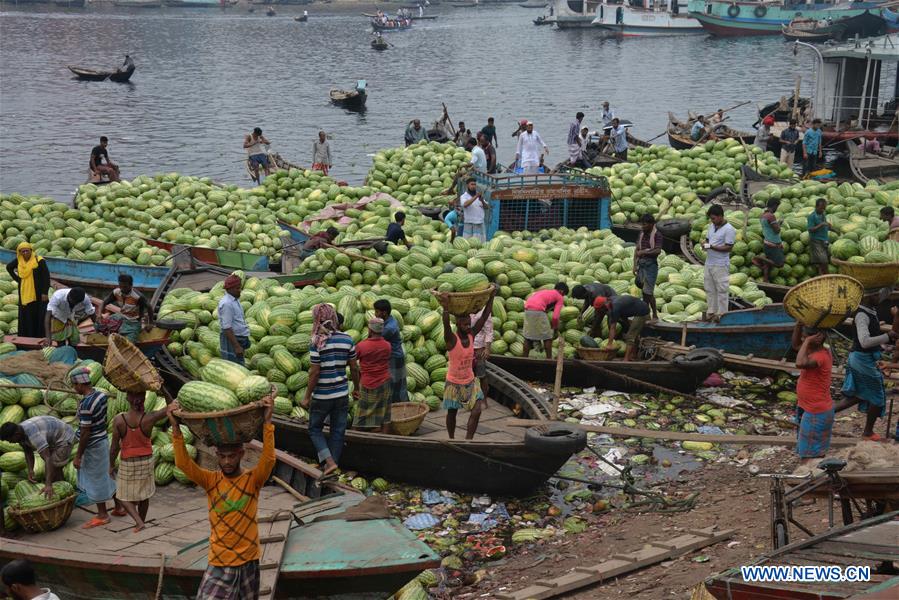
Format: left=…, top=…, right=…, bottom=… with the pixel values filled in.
left=5, top=242, right=51, bottom=337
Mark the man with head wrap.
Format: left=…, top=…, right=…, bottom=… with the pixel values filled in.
left=218, top=274, right=250, bottom=365
left=302, top=303, right=360, bottom=476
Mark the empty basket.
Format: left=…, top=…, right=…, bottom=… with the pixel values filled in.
left=103, top=333, right=162, bottom=393
left=831, top=259, right=899, bottom=290
left=388, top=402, right=428, bottom=436
left=783, top=275, right=864, bottom=330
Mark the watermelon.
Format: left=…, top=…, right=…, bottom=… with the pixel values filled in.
left=235, top=375, right=271, bottom=404
left=177, top=381, right=240, bottom=413
left=199, top=358, right=251, bottom=392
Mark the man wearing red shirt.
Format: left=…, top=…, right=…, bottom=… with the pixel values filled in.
left=352, top=318, right=393, bottom=433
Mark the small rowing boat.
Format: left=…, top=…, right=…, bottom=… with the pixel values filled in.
left=142, top=238, right=270, bottom=271
left=667, top=112, right=755, bottom=150
left=781, top=17, right=846, bottom=42
left=370, top=17, right=413, bottom=31
left=67, top=66, right=110, bottom=81
left=329, top=80, right=367, bottom=110
left=846, top=138, right=899, bottom=185
left=371, top=36, right=389, bottom=50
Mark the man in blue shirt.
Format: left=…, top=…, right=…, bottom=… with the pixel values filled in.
left=444, top=202, right=460, bottom=242
left=690, top=115, right=708, bottom=142
left=374, top=299, right=408, bottom=405
left=385, top=212, right=408, bottom=246
left=608, top=118, right=629, bottom=161
left=802, top=119, right=823, bottom=177
left=218, top=274, right=251, bottom=365
left=807, top=198, right=830, bottom=276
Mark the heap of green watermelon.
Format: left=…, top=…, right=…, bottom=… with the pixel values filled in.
left=365, top=141, right=470, bottom=208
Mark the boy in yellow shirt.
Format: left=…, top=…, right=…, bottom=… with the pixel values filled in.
left=167, top=392, right=275, bottom=600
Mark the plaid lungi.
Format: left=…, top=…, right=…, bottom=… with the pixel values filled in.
left=197, top=561, right=260, bottom=600
left=523, top=310, right=553, bottom=342
left=50, top=318, right=80, bottom=345
left=77, top=438, right=116, bottom=504
left=795, top=407, right=834, bottom=459
left=842, top=350, right=886, bottom=417
left=353, top=381, right=392, bottom=429
left=442, top=380, right=478, bottom=411
left=116, top=455, right=156, bottom=502
left=389, top=356, right=408, bottom=403
left=219, top=333, right=250, bottom=366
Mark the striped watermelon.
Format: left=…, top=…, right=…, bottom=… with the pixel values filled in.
left=200, top=358, right=250, bottom=392
left=271, top=348, right=301, bottom=376
left=177, top=381, right=239, bottom=413
left=236, top=376, right=271, bottom=404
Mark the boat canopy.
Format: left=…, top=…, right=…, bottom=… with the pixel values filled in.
left=356, top=79, right=367, bottom=91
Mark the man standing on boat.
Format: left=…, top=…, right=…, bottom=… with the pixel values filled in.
left=244, top=127, right=271, bottom=182
left=755, top=115, right=774, bottom=153
left=480, top=117, right=498, bottom=149
left=99, top=273, right=154, bottom=343
left=460, top=177, right=488, bottom=242
left=352, top=318, right=393, bottom=433
left=437, top=285, right=497, bottom=439
left=567, top=112, right=585, bottom=167
left=469, top=137, right=487, bottom=173
left=89, top=136, right=120, bottom=183
left=42, top=287, right=97, bottom=347
left=600, top=102, right=615, bottom=129
left=702, top=205, right=735, bottom=323
left=806, top=198, right=830, bottom=276
left=634, top=214, right=661, bottom=320
left=780, top=119, right=801, bottom=167
left=375, top=299, right=408, bottom=406
left=218, top=274, right=250, bottom=366
left=751, top=199, right=785, bottom=283
left=515, top=121, right=548, bottom=174
left=608, top=118, right=629, bottom=161
left=522, top=283, right=569, bottom=359
left=802, top=119, right=823, bottom=177
left=168, top=391, right=275, bottom=600
left=479, top=133, right=497, bottom=174
left=312, top=131, right=332, bottom=176
left=405, top=119, right=428, bottom=146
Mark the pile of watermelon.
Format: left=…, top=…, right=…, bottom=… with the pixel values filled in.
left=689, top=180, right=899, bottom=286
left=589, top=139, right=794, bottom=225
left=365, top=141, right=469, bottom=208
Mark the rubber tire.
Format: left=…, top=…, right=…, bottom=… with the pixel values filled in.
left=656, top=218, right=692, bottom=239
left=673, top=347, right=724, bottom=376
left=754, top=5, right=766, bottom=18
left=704, top=185, right=736, bottom=204
left=524, top=423, right=587, bottom=457
left=774, top=522, right=788, bottom=549
left=727, top=3, right=740, bottom=17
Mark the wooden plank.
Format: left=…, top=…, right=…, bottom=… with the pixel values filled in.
left=494, top=529, right=734, bottom=600
left=502, top=418, right=860, bottom=446
left=256, top=511, right=293, bottom=600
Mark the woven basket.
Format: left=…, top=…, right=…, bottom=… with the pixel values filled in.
left=831, top=259, right=899, bottom=290
left=388, top=402, right=428, bottom=436
left=9, top=494, right=76, bottom=533
left=783, top=275, right=864, bottom=329
left=103, top=333, right=162, bottom=393
left=576, top=346, right=617, bottom=361
left=432, top=288, right=493, bottom=317
left=174, top=401, right=265, bottom=446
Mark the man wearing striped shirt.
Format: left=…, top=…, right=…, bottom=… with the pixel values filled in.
left=301, top=304, right=360, bottom=477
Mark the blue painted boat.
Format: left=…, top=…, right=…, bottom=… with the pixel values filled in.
left=643, top=304, right=796, bottom=358
left=0, top=248, right=169, bottom=292
left=687, top=0, right=884, bottom=36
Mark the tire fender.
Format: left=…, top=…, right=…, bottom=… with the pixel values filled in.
left=524, top=423, right=587, bottom=457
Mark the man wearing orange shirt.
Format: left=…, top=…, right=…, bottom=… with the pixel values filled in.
left=168, top=391, right=275, bottom=600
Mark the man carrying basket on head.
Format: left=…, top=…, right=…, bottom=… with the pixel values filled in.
left=167, top=391, right=276, bottom=600
left=437, top=285, right=497, bottom=440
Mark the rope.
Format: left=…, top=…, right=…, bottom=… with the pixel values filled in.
left=154, top=552, right=167, bottom=600
left=573, top=359, right=798, bottom=430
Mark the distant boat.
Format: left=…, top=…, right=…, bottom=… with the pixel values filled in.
left=593, top=3, right=704, bottom=36
left=533, top=15, right=552, bottom=25
left=266, top=6, right=276, bottom=16
left=295, top=14, right=308, bottom=21
left=68, top=56, right=135, bottom=83
left=519, top=1, right=546, bottom=7
left=451, top=1, right=479, bottom=7
left=371, top=37, right=389, bottom=50
left=53, top=0, right=86, bottom=7
left=114, top=0, right=162, bottom=7
left=330, top=80, right=367, bottom=111
left=688, top=0, right=884, bottom=36
left=165, top=0, right=229, bottom=7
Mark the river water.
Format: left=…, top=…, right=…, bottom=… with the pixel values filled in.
left=0, top=4, right=815, bottom=200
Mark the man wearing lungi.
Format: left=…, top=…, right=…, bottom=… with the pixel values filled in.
left=791, top=324, right=834, bottom=464
left=218, top=274, right=251, bottom=366
left=374, top=299, right=408, bottom=405
left=100, top=274, right=154, bottom=343
left=834, top=294, right=898, bottom=440
left=352, top=318, right=393, bottom=433
left=522, top=283, right=569, bottom=359
left=1, top=415, right=74, bottom=499
left=168, top=393, right=275, bottom=600
left=437, top=285, right=497, bottom=439
left=109, top=391, right=169, bottom=532
left=42, top=287, right=98, bottom=347
left=566, top=112, right=585, bottom=167
left=70, top=366, right=124, bottom=529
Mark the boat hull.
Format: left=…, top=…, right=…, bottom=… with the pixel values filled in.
left=593, top=6, right=704, bottom=36
left=687, top=0, right=882, bottom=36
left=0, top=248, right=169, bottom=292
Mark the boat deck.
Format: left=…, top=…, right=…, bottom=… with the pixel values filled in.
left=412, top=402, right=520, bottom=442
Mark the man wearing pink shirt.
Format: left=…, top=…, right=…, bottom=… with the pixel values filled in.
left=522, top=283, right=569, bottom=359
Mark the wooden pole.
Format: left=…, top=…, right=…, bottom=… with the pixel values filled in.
left=552, top=337, right=565, bottom=420
left=272, top=476, right=310, bottom=503
left=0, top=383, right=74, bottom=394
left=791, top=76, right=801, bottom=122
left=322, top=243, right=389, bottom=266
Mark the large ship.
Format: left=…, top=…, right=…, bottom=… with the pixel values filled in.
left=687, top=0, right=886, bottom=36
left=593, top=0, right=704, bottom=36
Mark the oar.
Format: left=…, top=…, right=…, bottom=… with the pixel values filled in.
left=322, top=243, right=389, bottom=266
left=711, top=100, right=753, bottom=117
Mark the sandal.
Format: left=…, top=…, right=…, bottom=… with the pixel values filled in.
left=82, top=516, right=110, bottom=529
left=111, top=509, right=127, bottom=517
left=863, top=433, right=882, bottom=442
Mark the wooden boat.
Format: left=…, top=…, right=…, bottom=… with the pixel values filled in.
left=410, top=14, right=438, bottom=20
left=450, top=1, right=479, bottom=7
left=156, top=343, right=584, bottom=497
left=0, top=444, right=439, bottom=599
left=142, top=238, right=270, bottom=271
left=329, top=81, right=367, bottom=110
left=53, top=0, right=86, bottom=7
left=534, top=15, right=552, bottom=25
left=371, top=37, right=389, bottom=50
left=703, top=511, right=899, bottom=600
left=114, top=0, right=162, bottom=6
left=294, top=14, right=307, bottom=21
left=846, top=139, right=899, bottom=185
left=108, top=63, right=136, bottom=83
left=277, top=220, right=385, bottom=251
left=643, top=304, right=795, bottom=359
left=740, top=164, right=796, bottom=203
left=0, top=247, right=169, bottom=293
left=667, top=112, right=755, bottom=150
left=370, top=17, right=412, bottom=32
left=266, top=7, right=276, bottom=16
left=781, top=17, right=846, bottom=42
left=488, top=347, right=723, bottom=394
left=67, top=66, right=110, bottom=81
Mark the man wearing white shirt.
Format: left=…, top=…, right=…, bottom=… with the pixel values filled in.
left=608, top=118, right=628, bottom=161
left=460, top=178, right=488, bottom=242
left=515, top=121, right=548, bottom=174
left=43, top=287, right=97, bottom=347
left=469, top=139, right=487, bottom=172
left=600, top=101, right=615, bottom=129
left=702, top=205, right=736, bottom=323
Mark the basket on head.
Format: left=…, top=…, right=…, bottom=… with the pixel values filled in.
left=576, top=346, right=617, bottom=361
left=8, top=494, right=76, bottom=533
left=102, top=333, right=162, bottom=394
left=831, top=259, right=899, bottom=291
left=433, top=288, right=493, bottom=317
left=388, top=402, right=428, bottom=436
left=783, top=275, right=864, bottom=330
left=174, top=401, right=265, bottom=446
